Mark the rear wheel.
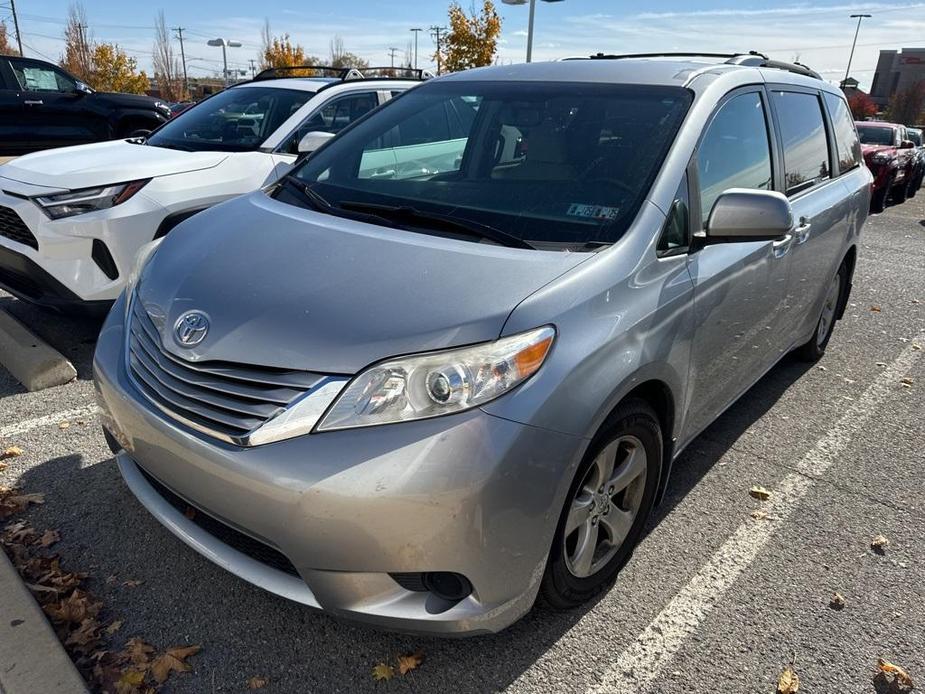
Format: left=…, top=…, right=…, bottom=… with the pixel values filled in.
left=540, top=400, right=661, bottom=608
left=795, top=262, right=847, bottom=362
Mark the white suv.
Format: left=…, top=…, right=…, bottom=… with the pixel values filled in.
left=0, top=66, right=427, bottom=312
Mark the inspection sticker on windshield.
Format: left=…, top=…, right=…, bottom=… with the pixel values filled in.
left=566, top=204, right=620, bottom=221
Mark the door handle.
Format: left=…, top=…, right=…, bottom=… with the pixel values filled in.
left=24, top=99, right=44, bottom=106
left=772, top=233, right=794, bottom=258
left=793, top=216, right=812, bottom=244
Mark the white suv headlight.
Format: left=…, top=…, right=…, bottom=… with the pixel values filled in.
left=316, top=325, right=555, bottom=432
left=34, top=179, right=150, bottom=219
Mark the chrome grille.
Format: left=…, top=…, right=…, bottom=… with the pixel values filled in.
left=128, top=298, right=326, bottom=444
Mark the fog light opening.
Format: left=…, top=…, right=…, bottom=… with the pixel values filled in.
left=422, top=572, right=472, bottom=602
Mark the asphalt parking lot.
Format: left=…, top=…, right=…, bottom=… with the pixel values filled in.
left=1, top=196, right=923, bottom=693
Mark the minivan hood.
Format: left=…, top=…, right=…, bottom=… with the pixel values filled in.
left=0, top=140, right=227, bottom=190
left=137, top=192, right=589, bottom=374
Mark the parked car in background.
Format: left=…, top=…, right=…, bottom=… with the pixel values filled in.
left=856, top=120, right=918, bottom=212
left=95, top=53, right=868, bottom=634
left=904, top=127, right=925, bottom=193
left=0, top=55, right=170, bottom=154
left=0, top=66, right=426, bottom=312
left=167, top=101, right=196, bottom=118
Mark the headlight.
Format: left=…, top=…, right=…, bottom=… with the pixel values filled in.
left=871, top=152, right=894, bottom=165
left=316, top=325, right=555, bottom=432
left=123, top=238, right=162, bottom=317
left=33, top=179, right=150, bottom=219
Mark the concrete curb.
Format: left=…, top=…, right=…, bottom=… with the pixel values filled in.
left=0, top=309, right=76, bottom=391
left=0, top=550, right=88, bottom=693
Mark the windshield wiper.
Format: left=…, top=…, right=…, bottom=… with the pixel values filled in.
left=278, top=177, right=400, bottom=228
left=337, top=201, right=536, bottom=250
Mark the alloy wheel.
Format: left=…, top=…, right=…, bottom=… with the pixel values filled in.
left=563, top=435, right=647, bottom=578
left=817, top=273, right=842, bottom=349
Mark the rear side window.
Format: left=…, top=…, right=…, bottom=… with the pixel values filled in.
left=823, top=93, right=861, bottom=174
left=771, top=91, right=830, bottom=195
left=697, top=91, right=773, bottom=227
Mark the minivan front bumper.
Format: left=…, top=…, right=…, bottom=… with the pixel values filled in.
left=93, top=299, right=585, bottom=635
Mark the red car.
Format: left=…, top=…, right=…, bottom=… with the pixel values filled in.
left=856, top=121, right=919, bottom=212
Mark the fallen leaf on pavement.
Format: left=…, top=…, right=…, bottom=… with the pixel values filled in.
left=878, top=658, right=914, bottom=688
left=122, top=637, right=155, bottom=668
left=105, top=620, right=123, bottom=635
left=0, top=490, right=45, bottom=519
left=0, top=446, right=23, bottom=460
left=830, top=592, right=846, bottom=610
left=65, top=617, right=101, bottom=651
left=116, top=668, right=146, bottom=691
left=870, top=305, right=881, bottom=312
left=121, top=579, right=143, bottom=588
left=248, top=676, right=269, bottom=689
left=372, top=663, right=395, bottom=681
left=777, top=666, right=800, bottom=693
left=150, top=645, right=201, bottom=683
left=900, top=377, right=914, bottom=388
left=751, top=509, right=768, bottom=520
left=871, top=534, right=890, bottom=554
left=397, top=650, right=424, bottom=675
left=58, top=421, right=70, bottom=430
left=749, top=485, right=772, bottom=501
left=37, top=529, right=60, bottom=547
left=43, top=588, right=101, bottom=624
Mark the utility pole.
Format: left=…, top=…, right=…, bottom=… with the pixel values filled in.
left=410, top=27, right=423, bottom=70
left=843, top=13, right=872, bottom=88
left=430, top=25, right=447, bottom=75
left=9, top=0, right=23, bottom=56
left=249, top=59, right=257, bottom=78
left=388, top=47, right=399, bottom=68
left=173, top=26, right=189, bottom=98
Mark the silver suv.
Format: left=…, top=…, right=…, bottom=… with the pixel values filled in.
left=93, top=52, right=871, bottom=635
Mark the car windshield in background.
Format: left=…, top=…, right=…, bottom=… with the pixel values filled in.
left=147, top=87, right=313, bottom=152
left=283, top=81, right=692, bottom=249
left=856, top=125, right=895, bottom=146
left=907, top=129, right=923, bottom=146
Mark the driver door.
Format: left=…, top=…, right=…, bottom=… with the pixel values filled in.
left=683, top=88, right=793, bottom=440
left=8, top=58, right=101, bottom=149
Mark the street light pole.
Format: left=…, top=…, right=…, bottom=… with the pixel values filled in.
left=410, top=27, right=423, bottom=70
left=843, top=13, right=871, bottom=88
left=208, top=38, right=242, bottom=87
left=502, top=0, right=564, bottom=64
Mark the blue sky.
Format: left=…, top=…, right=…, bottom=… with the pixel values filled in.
left=7, top=1, right=925, bottom=89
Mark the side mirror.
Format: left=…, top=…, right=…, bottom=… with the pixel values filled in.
left=297, top=131, right=335, bottom=156
left=73, top=81, right=92, bottom=96
left=900, top=140, right=915, bottom=149
left=705, top=189, right=793, bottom=242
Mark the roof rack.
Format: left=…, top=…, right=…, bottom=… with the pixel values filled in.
left=585, top=51, right=822, bottom=80
left=253, top=64, right=433, bottom=82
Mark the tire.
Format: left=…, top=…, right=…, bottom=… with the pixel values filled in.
left=540, top=399, right=661, bottom=609
left=892, top=175, right=907, bottom=204
left=794, top=261, right=848, bottom=362
left=871, top=175, right=892, bottom=214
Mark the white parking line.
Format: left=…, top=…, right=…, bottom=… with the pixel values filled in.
left=0, top=405, right=100, bottom=440
left=589, top=335, right=925, bottom=694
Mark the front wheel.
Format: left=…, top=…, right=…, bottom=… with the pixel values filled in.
left=892, top=176, right=908, bottom=204
left=795, top=262, right=848, bottom=362
left=871, top=175, right=892, bottom=214
left=540, top=400, right=661, bottom=609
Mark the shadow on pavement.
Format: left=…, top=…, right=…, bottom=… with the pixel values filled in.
left=11, top=355, right=812, bottom=693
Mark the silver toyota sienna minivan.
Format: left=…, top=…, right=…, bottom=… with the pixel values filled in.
left=93, top=53, right=871, bottom=635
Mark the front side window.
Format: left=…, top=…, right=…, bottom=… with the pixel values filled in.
left=147, top=86, right=312, bottom=152
left=823, top=92, right=861, bottom=174
left=908, top=129, right=923, bottom=146
left=772, top=91, right=830, bottom=196
left=284, top=81, right=692, bottom=249
left=283, top=91, right=380, bottom=153
left=856, top=125, right=896, bottom=146
left=10, top=60, right=75, bottom=93
left=697, top=91, right=772, bottom=227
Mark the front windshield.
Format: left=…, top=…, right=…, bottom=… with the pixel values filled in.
left=285, top=81, right=691, bottom=248
left=857, top=125, right=895, bottom=146
left=147, top=86, right=313, bottom=152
